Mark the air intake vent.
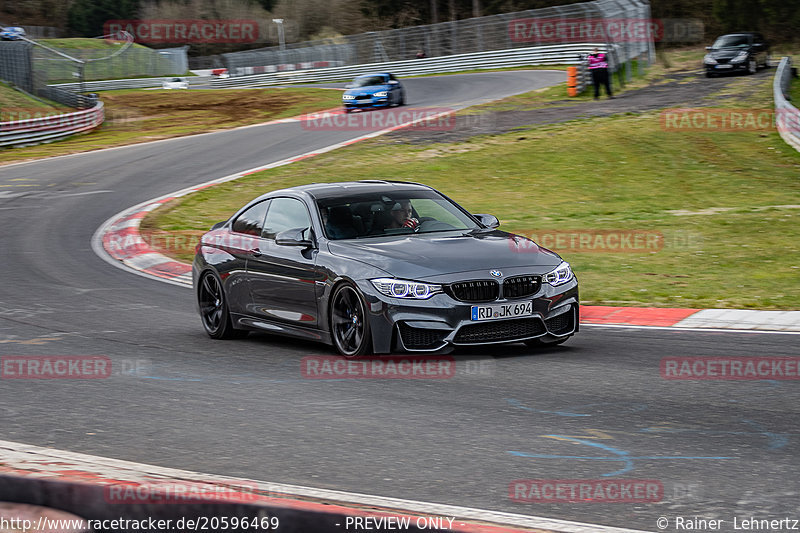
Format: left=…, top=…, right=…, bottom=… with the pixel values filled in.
left=446, top=280, right=499, bottom=303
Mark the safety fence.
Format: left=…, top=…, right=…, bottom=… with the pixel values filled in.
left=0, top=101, right=104, bottom=148
left=222, top=0, right=654, bottom=83
left=0, top=40, right=188, bottom=99
left=51, top=76, right=211, bottom=92
left=212, top=43, right=610, bottom=88
left=773, top=57, right=800, bottom=153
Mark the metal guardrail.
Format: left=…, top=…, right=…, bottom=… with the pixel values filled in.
left=0, top=101, right=104, bottom=147
left=212, top=43, right=609, bottom=88
left=774, top=57, right=800, bottom=153
left=50, top=76, right=211, bottom=92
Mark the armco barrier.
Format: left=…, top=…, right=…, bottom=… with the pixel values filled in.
left=0, top=101, right=104, bottom=148
left=213, top=43, right=608, bottom=88
left=50, top=76, right=210, bottom=92
left=774, top=57, right=800, bottom=152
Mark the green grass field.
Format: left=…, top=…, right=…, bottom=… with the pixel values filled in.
left=791, top=71, right=800, bottom=103
left=145, top=70, right=800, bottom=310
left=0, top=82, right=68, bottom=121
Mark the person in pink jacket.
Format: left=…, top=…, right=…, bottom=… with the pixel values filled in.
left=588, top=48, right=614, bottom=100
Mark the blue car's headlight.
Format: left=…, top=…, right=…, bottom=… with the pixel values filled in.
left=374, top=91, right=388, bottom=98
left=542, top=262, right=574, bottom=286
left=370, top=278, right=443, bottom=299
left=342, top=94, right=355, bottom=100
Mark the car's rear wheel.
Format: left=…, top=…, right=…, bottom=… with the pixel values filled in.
left=330, top=282, right=372, bottom=357
left=398, top=91, right=406, bottom=106
left=198, top=271, right=247, bottom=339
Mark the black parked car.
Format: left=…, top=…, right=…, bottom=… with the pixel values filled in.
left=193, top=181, right=578, bottom=356
left=704, top=33, right=770, bottom=77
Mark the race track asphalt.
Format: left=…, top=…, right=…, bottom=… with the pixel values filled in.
left=1, top=70, right=798, bottom=531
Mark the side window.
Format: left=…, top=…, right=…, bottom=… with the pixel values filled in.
left=231, top=200, right=269, bottom=236
left=262, top=197, right=311, bottom=240
left=412, top=198, right=468, bottom=229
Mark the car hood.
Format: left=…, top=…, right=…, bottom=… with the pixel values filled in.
left=708, top=48, right=750, bottom=59
left=344, top=85, right=390, bottom=96
left=326, top=229, right=562, bottom=280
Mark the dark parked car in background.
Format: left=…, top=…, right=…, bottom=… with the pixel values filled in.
left=704, top=33, right=770, bottom=77
left=342, top=73, right=405, bottom=113
left=193, top=181, right=578, bottom=356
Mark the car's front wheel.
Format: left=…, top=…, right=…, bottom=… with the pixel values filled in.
left=198, top=271, right=248, bottom=339
left=330, top=282, right=372, bottom=357
left=748, top=58, right=757, bottom=74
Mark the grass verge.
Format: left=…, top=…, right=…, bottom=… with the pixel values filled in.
left=144, top=61, right=800, bottom=310
left=0, top=82, right=68, bottom=118
left=0, top=87, right=343, bottom=165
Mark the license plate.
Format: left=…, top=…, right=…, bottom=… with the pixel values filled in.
left=716, top=64, right=733, bottom=69
left=471, top=301, right=533, bottom=321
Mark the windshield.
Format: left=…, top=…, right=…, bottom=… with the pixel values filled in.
left=353, top=75, right=387, bottom=87
left=316, top=190, right=480, bottom=240
left=712, top=35, right=750, bottom=48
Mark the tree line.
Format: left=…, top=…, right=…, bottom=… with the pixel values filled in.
left=1, top=0, right=797, bottom=49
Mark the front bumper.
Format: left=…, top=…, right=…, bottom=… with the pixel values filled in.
left=705, top=62, right=747, bottom=74
left=356, top=278, right=579, bottom=353
left=343, top=96, right=389, bottom=110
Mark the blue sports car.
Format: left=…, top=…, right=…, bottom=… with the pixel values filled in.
left=342, top=73, right=405, bottom=113
left=0, top=26, right=26, bottom=41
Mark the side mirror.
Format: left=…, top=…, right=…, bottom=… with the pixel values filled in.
left=210, top=221, right=226, bottom=230
left=276, top=228, right=314, bottom=248
left=389, top=80, right=399, bottom=85
left=705, top=46, right=712, bottom=51
left=473, top=213, right=500, bottom=229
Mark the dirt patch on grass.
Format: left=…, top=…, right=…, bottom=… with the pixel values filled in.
left=0, top=87, right=342, bottom=165
left=102, top=89, right=334, bottom=125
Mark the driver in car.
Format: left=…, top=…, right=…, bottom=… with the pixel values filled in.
left=389, top=201, right=419, bottom=229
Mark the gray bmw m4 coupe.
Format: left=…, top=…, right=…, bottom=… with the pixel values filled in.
left=193, top=181, right=578, bottom=356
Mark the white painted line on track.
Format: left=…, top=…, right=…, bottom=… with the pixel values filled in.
left=0, top=439, right=651, bottom=533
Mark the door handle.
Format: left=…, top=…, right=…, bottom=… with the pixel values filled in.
left=250, top=248, right=262, bottom=257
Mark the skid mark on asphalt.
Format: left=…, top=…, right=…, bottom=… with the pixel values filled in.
left=506, top=398, right=589, bottom=417
left=508, top=435, right=733, bottom=477
left=641, top=419, right=794, bottom=450
left=506, top=398, right=648, bottom=418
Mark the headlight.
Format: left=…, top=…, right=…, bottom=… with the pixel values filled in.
left=731, top=51, right=748, bottom=63
left=370, top=278, right=442, bottom=299
left=342, top=94, right=355, bottom=100
left=703, top=54, right=717, bottom=65
left=542, top=261, right=574, bottom=286
left=374, top=91, right=388, bottom=98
